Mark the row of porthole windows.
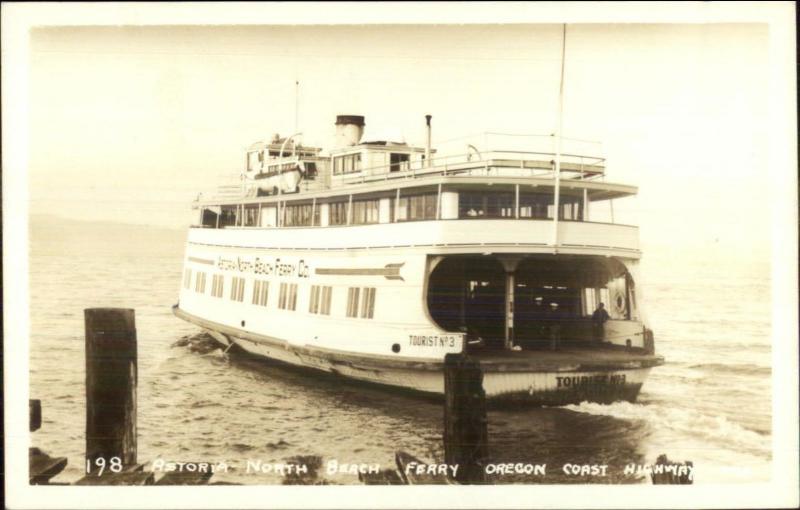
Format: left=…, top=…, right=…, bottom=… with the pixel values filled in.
left=184, top=269, right=375, bottom=319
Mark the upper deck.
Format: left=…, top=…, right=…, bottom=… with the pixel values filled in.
left=190, top=116, right=640, bottom=255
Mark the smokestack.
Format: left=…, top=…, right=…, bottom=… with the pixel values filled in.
left=425, top=114, right=432, bottom=167
left=335, top=115, right=365, bottom=148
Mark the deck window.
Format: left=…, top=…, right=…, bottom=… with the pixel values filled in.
left=309, top=285, right=332, bottom=315
left=243, top=205, right=259, bottom=227
left=279, top=282, right=298, bottom=311
left=183, top=269, right=192, bottom=289
left=194, top=272, right=207, bottom=293
left=211, top=274, right=224, bottom=298
left=252, top=280, right=269, bottom=306
left=219, top=206, right=238, bottom=227
left=351, top=199, right=380, bottom=225
left=459, top=192, right=514, bottom=218
left=518, top=193, right=551, bottom=219
left=284, top=203, right=319, bottom=227
left=329, top=201, right=349, bottom=226
left=395, top=193, right=437, bottom=222
left=230, top=277, right=245, bottom=302
left=518, top=193, right=583, bottom=221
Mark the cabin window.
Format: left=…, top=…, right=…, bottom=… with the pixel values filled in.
left=390, top=153, right=410, bottom=172
left=395, top=193, right=437, bottom=222
left=183, top=269, right=192, bottom=289
left=230, top=277, right=245, bottom=302
left=252, top=280, right=269, bottom=306
left=459, top=192, right=514, bottom=218
left=329, top=201, right=349, bottom=226
left=346, top=287, right=360, bottom=318
left=333, top=153, right=362, bottom=175
left=309, top=285, right=332, bottom=315
left=278, top=282, right=298, bottom=311
left=211, top=275, right=224, bottom=298
left=346, top=287, right=375, bottom=319
left=360, top=287, right=376, bottom=319
left=194, top=272, right=207, bottom=294
left=351, top=199, right=380, bottom=225
left=283, top=203, right=319, bottom=227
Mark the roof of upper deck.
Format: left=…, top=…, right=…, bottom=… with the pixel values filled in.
left=203, top=130, right=636, bottom=205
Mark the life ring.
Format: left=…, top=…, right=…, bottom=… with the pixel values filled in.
left=612, top=288, right=627, bottom=316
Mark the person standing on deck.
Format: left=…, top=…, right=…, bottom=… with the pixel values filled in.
left=547, top=302, right=562, bottom=351
left=592, top=302, right=610, bottom=342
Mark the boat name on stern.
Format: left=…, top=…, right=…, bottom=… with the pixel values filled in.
left=555, top=374, right=627, bottom=388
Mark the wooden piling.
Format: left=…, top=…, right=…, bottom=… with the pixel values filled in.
left=84, top=308, right=138, bottom=475
left=443, top=353, right=488, bottom=484
left=29, top=399, right=42, bottom=432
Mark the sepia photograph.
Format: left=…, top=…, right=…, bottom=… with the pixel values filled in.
left=3, top=2, right=798, bottom=509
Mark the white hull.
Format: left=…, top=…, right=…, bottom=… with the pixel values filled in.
left=184, top=308, right=655, bottom=404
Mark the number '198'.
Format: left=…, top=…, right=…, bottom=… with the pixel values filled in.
left=86, top=456, right=122, bottom=475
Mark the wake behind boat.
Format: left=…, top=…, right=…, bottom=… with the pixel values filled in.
left=173, top=113, right=664, bottom=404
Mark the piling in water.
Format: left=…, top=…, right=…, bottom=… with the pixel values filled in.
left=84, top=308, right=138, bottom=474
left=29, top=399, right=41, bottom=432
left=443, top=353, right=488, bottom=484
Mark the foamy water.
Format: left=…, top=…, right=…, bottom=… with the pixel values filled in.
left=27, top=217, right=772, bottom=484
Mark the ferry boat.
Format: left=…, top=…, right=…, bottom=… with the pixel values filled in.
left=173, top=114, right=664, bottom=404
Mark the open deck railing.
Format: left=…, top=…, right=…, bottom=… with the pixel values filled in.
left=213, top=148, right=606, bottom=199
left=339, top=150, right=605, bottom=186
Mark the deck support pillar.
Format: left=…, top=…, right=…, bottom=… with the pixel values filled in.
left=497, top=256, right=523, bottom=349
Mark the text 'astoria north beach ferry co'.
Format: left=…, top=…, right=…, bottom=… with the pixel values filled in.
left=174, top=114, right=664, bottom=404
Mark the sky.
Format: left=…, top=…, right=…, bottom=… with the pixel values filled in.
left=23, top=19, right=776, bottom=275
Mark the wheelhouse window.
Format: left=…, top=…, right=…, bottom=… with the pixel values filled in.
left=230, top=277, right=245, bottom=302
left=333, top=153, right=362, bottom=175
left=309, top=285, right=332, bottom=315
left=211, top=274, right=224, bottom=298
left=395, top=193, right=437, bottom=222
left=183, top=269, right=192, bottom=289
left=278, top=282, right=298, bottom=311
left=252, top=280, right=269, bottom=306
left=390, top=153, right=410, bottom=172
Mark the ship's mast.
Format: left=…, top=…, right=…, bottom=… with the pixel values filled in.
left=552, top=24, right=567, bottom=250
left=294, top=80, right=299, bottom=134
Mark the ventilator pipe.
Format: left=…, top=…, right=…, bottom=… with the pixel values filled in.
left=425, top=114, right=432, bottom=168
